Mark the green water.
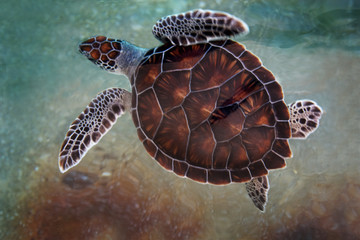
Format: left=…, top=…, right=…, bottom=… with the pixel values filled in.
left=1, top=0, right=359, bottom=239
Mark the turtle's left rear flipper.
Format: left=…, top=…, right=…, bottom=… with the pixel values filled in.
left=245, top=176, right=269, bottom=212
left=58, top=88, right=131, bottom=173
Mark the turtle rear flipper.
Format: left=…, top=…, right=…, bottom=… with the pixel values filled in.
left=152, top=9, right=249, bottom=46
left=58, top=88, right=131, bottom=173
left=245, top=176, right=269, bottom=212
left=289, top=100, right=323, bottom=139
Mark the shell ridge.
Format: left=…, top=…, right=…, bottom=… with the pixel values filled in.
left=188, top=44, right=214, bottom=74
left=208, top=119, right=218, bottom=169
left=154, top=150, right=173, bottom=172
left=218, top=85, right=265, bottom=109
left=220, top=40, right=247, bottom=59
left=189, top=85, right=220, bottom=93
left=262, top=80, right=276, bottom=86
left=159, top=51, right=165, bottom=73
left=181, top=105, right=192, bottom=163
left=250, top=64, right=263, bottom=72
left=245, top=102, right=275, bottom=123
left=215, top=132, right=241, bottom=144
left=186, top=88, right=220, bottom=131
left=151, top=114, right=164, bottom=142
left=216, top=68, right=245, bottom=90
left=265, top=82, right=284, bottom=103
left=209, top=39, right=228, bottom=48
left=238, top=87, right=266, bottom=106
left=239, top=136, right=251, bottom=168
left=238, top=50, right=263, bottom=72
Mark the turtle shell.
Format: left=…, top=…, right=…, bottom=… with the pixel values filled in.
left=131, top=39, right=292, bottom=185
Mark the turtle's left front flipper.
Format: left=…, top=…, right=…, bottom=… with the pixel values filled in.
left=245, top=176, right=269, bottom=212
left=58, top=88, right=131, bottom=173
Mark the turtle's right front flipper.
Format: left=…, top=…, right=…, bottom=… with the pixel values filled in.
left=58, top=88, right=131, bottom=173
left=152, top=9, right=249, bottom=46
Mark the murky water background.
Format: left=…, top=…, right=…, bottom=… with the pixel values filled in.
left=1, top=0, right=359, bottom=239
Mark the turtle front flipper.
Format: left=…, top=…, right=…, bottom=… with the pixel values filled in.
left=289, top=100, right=323, bottom=139
left=245, top=176, right=269, bottom=212
left=152, top=9, right=249, bottom=46
left=58, top=88, right=131, bottom=173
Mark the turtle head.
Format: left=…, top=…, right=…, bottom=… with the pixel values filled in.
left=79, top=36, right=147, bottom=77
left=79, top=36, right=124, bottom=75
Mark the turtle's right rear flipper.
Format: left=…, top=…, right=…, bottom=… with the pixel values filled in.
left=58, top=88, right=131, bottom=173
left=289, top=100, right=323, bottom=139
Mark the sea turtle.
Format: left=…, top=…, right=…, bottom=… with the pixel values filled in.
left=58, top=9, right=323, bottom=211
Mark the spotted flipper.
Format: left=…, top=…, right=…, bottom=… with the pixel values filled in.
left=289, top=100, right=323, bottom=139
left=245, top=176, right=269, bottom=212
left=152, top=9, right=249, bottom=46
left=58, top=88, right=131, bottom=173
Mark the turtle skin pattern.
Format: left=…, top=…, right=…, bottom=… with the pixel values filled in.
left=131, top=39, right=292, bottom=185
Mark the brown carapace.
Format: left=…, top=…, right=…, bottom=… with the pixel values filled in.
left=132, top=39, right=292, bottom=185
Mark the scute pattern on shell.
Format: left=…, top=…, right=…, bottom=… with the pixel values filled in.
left=132, top=39, right=292, bottom=185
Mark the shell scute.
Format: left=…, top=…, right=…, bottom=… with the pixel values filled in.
left=227, top=136, right=250, bottom=170
left=212, top=142, right=231, bottom=169
left=136, top=128, right=146, bottom=142
left=183, top=88, right=219, bottom=129
left=275, top=121, right=291, bottom=138
left=143, top=139, right=157, bottom=157
left=273, top=101, right=290, bottom=120
left=222, top=40, right=245, bottom=57
left=230, top=168, right=252, bottom=183
left=135, top=53, right=162, bottom=93
left=186, top=166, right=207, bottom=183
left=155, top=151, right=173, bottom=171
left=191, top=47, right=243, bottom=90
left=239, top=89, right=269, bottom=115
left=272, top=139, right=292, bottom=158
left=263, top=151, right=286, bottom=169
left=173, top=160, right=188, bottom=176
left=217, top=70, right=262, bottom=107
left=244, top=103, right=276, bottom=128
left=208, top=169, right=231, bottom=185
left=137, top=89, right=162, bottom=138
left=253, top=66, right=275, bottom=84
left=163, top=43, right=210, bottom=71
left=248, top=160, right=268, bottom=177
left=239, top=50, right=262, bottom=70
left=210, top=105, right=245, bottom=141
left=154, top=70, right=190, bottom=112
left=265, top=81, right=283, bottom=102
left=153, top=107, right=189, bottom=160
left=186, top=122, right=215, bottom=168
left=241, top=126, right=275, bottom=162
